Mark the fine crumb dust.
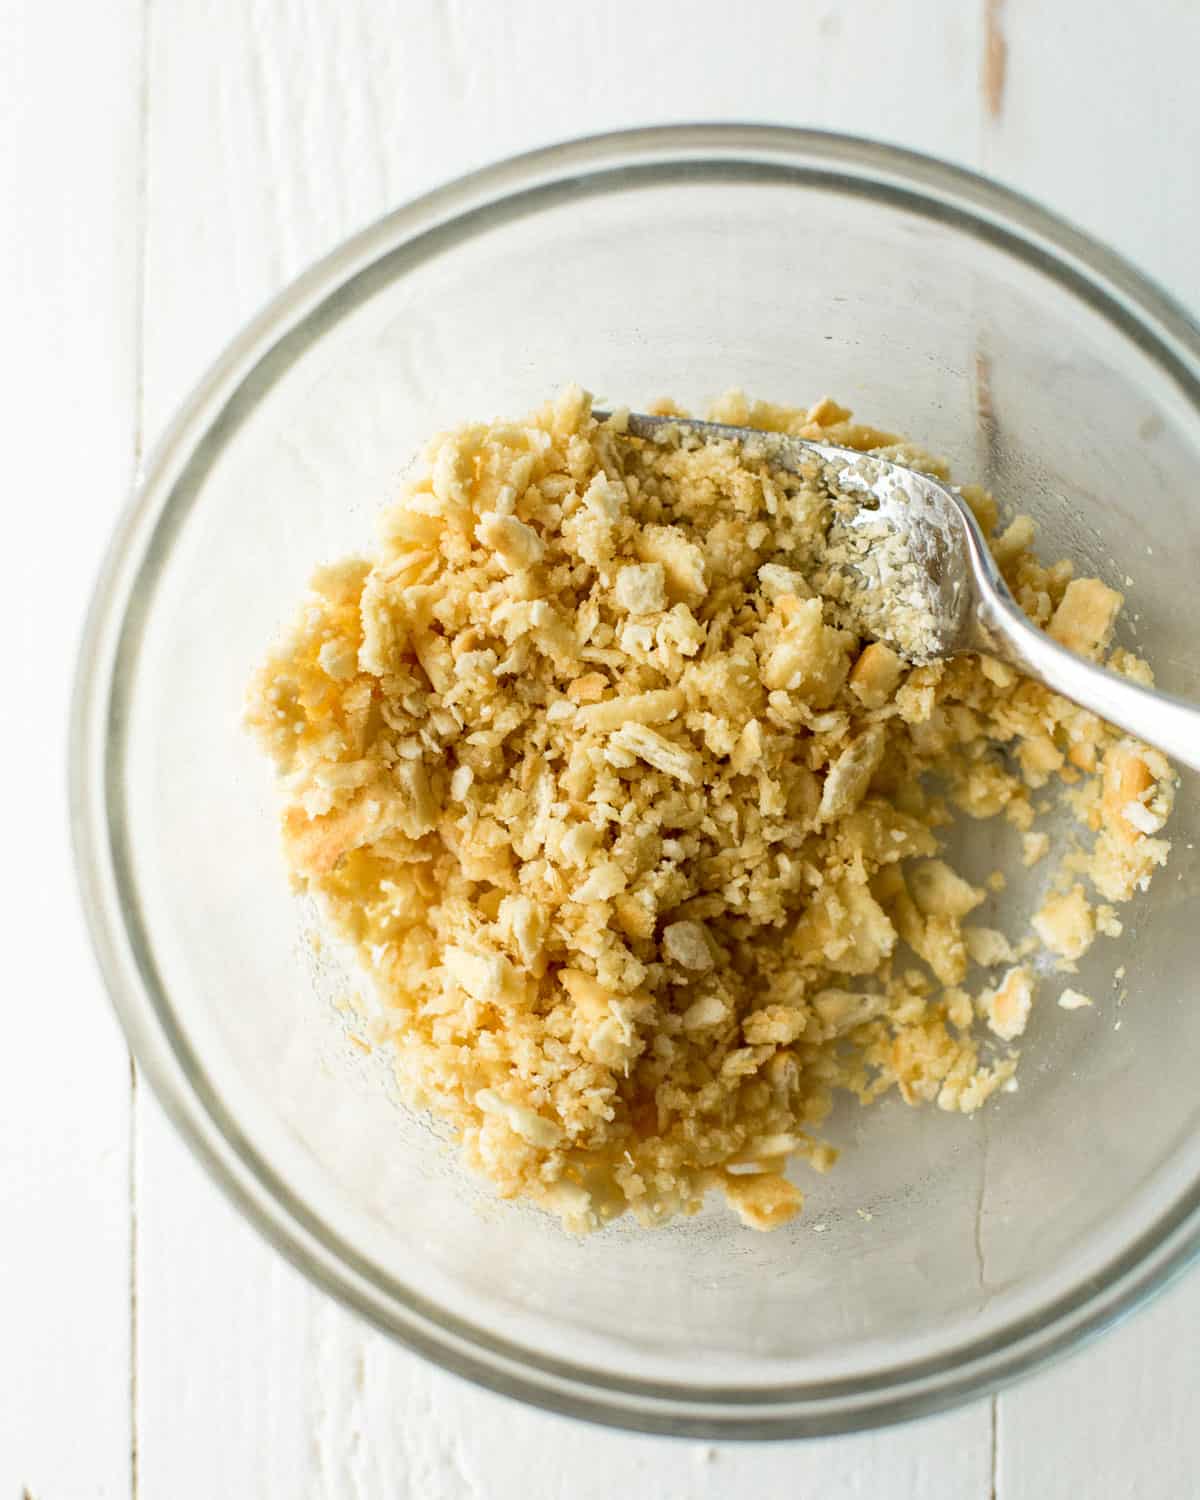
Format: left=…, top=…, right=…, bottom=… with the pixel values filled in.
left=246, top=387, right=1174, bottom=1234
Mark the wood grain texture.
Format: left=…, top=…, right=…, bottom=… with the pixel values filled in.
left=0, top=2, right=142, bottom=1495
left=135, top=1095, right=320, bottom=1498
left=140, top=0, right=986, bottom=436
left=983, top=5, right=1200, bottom=1488
left=9, top=0, right=1195, bottom=1494
left=300, top=1324, right=995, bottom=1500
left=979, top=0, right=1200, bottom=305
left=999, top=1272, right=1200, bottom=1500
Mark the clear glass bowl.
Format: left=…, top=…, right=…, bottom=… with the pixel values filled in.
left=71, top=126, right=1200, bottom=1437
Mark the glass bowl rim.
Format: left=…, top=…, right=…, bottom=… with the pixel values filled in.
left=69, top=123, right=1200, bottom=1439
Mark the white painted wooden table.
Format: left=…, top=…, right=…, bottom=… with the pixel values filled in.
left=4, top=2, right=1198, bottom=1494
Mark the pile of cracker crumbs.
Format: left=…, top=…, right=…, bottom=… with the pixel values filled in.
left=246, top=387, right=1174, bottom=1233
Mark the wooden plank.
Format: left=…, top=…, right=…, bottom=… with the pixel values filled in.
left=983, top=3, right=1200, bottom=1491
left=0, top=0, right=142, bottom=1494
left=999, top=1273, right=1200, bottom=1500
left=305, top=1328, right=993, bottom=1499
left=141, top=0, right=988, bottom=439
left=980, top=0, right=1200, bottom=304
left=135, top=1094, right=320, bottom=1498
left=135, top=1, right=1001, bottom=1494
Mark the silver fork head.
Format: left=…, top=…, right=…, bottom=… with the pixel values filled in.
left=600, top=409, right=988, bottom=661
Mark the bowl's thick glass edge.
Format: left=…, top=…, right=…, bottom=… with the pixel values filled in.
left=69, top=123, right=1200, bottom=1438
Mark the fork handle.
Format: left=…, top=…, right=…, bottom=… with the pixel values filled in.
left=974, top=583, right=1200, bottom=774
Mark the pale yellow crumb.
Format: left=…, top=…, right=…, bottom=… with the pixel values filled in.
left=1058, top=988, right=1094, bottom=1011
left=980, top=966, right=1036, bottom=1041
left=1032, top=885, right=1096, bottom=962
left=1022, top=831, right=1050, bottom=867
left=1048, top=577, right=1122, bottom=660
left=1096, top=904, right=1123, bottom=938
left=964, top=926, right=1015, bottom=967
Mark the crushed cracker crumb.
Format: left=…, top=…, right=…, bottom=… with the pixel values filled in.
left=247, top=388, right=1173, bottom=1234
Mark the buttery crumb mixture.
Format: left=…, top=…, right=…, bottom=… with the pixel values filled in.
left=246, top=388, right=1174, bottom=1233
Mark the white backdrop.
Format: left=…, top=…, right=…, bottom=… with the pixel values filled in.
left=3, top=1, right=1198, bottom=1495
